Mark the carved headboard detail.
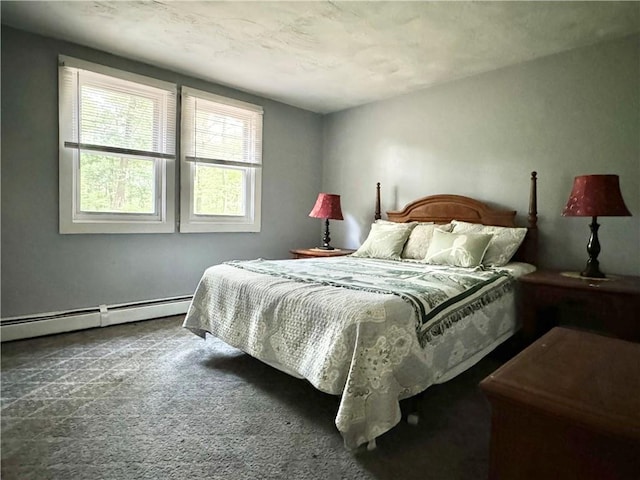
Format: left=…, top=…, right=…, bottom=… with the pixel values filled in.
left=374, top=172, right=538, bottom=265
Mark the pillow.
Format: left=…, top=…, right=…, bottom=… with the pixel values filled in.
left=353, top=222, right=415, bottom=260
left=402, top=223, right=452, bottom=260
left=451, top=220, right=527, bottom=267
left=424, top=230, right=493, bottom=267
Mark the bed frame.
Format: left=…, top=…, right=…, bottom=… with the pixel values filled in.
left=371, top=171, right=538, bottom=432
left=374, top=171, right=539, bottom=265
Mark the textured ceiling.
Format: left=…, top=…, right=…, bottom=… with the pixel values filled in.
left=2, top=1, right=639, bottom=113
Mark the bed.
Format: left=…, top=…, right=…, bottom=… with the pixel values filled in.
left=183, top=172, right=539, bottom=449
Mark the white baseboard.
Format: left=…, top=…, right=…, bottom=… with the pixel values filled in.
left=0, top=297, right=191, bottom=342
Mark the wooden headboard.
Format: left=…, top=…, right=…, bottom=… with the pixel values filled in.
left=375, top=172, right=538, bottom=265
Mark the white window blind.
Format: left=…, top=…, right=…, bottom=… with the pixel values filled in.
left=180, top=87, right=263, bottom=232
left=58, top=56, right=176, bottom=233
left=182, top=88, right=262, bottom=168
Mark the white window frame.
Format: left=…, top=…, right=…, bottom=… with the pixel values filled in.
left=180, top=87, right=263, bottom=233
left=58, top=55, right=176, bottom=234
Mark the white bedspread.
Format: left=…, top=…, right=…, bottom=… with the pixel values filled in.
left=183, top=257, right=534, bottom=448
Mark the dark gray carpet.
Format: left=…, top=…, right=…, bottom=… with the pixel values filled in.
left=1, top=316, right=507, bottom=479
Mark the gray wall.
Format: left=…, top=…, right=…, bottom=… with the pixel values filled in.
left=1, top=26, right=323, bottom=317
left=3, top=27, right=639, bottom=318
left=323, top=34, right=640, bottom=276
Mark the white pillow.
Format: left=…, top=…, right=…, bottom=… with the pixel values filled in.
left=402, top=223, right=452, bottom=260
left=353, top=222, right=415, bottom=260
left=424, top=230, right=493, bottom=268
left=451, top=220, right=527, bottom=267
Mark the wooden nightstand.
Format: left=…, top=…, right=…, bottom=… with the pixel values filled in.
left=518, top=269, right=640, bottom=343
left=289, top=248, right=355, bottom=259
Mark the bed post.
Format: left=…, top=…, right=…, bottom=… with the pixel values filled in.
left=528, top=171, right=538, bottom=230
left=375, top=182, right=381, bottom=221
left=526, top=171, right=539, bottom=265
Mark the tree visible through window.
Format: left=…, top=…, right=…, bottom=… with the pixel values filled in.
left=58, top=56, right=176, bottom=233
left=80, top=155, right=155, bottom=214
left=78, top=82, right=158, bottom=214
left=59, top=56, right=262, bottom=234
left=194, top=165, right=243, bottom=216
left=180, top=87, right=263, bottom=232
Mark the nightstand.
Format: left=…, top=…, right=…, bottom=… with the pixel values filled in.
left=289, top=248, right=356, bottom=259
left=518, top=269, right=640, bottom=343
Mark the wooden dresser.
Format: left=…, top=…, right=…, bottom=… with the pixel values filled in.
left=480, top=327, right=640, bottom=480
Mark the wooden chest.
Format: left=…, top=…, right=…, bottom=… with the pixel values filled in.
left=480, top=327, right=640, bottom=479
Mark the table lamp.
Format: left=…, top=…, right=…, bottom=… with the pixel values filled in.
left=562, top=174, right=631, bottom=278
left=309, top=193, right=343, bottom=250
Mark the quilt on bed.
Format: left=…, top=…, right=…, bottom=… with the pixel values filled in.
left=183, top=256, right=523, bottom=448
left=225, top=257, right=513, bottom=347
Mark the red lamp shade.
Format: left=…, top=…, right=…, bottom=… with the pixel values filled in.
left=309, top=193, right=344, bottom=220
left=562, top=175, right=631, bottom=217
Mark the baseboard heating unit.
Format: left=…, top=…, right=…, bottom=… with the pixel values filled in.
left=0, top=296, right=192, bottom=342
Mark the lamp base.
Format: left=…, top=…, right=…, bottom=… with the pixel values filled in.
left=581, top=264, right=605, bottom=279
left=319, top=219, right=334, bottom=251
left=583, top=216, right=605, bottom=278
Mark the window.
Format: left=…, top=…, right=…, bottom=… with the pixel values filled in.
left=58, top=56, right=176, bottom=233
left=180, top=87, right=263, bottom=232
left=58, top=57, right=263, bottom=234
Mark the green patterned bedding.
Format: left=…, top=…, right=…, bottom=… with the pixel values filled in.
left=226, top=257, right=514, bottom=347
left=184, top=256, right=528, bottom=449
